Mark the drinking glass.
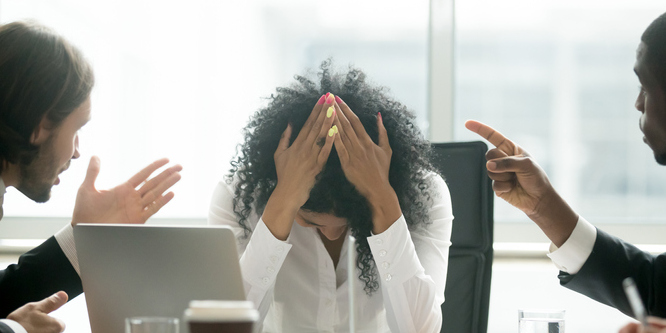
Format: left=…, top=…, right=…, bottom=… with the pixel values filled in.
left=518, top=309, right=565, bottom=333
left=125, top=317, right=179, bottom=333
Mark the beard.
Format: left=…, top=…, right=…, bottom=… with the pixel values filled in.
left=16, top=135, right=67, bottom=203
left=656, top=152, right=666, bottom=166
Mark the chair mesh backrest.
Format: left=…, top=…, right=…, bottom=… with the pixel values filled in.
left=431, top=141, right=494, bottom=333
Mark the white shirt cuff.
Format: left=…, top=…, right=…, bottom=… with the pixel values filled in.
left=547, top=216, right=597, bottom=274
left=368, top=215, right=423, bottom=286
left=54, top=223, right=80, bottom=275
left=0, top=319, right=28, bottom=333
left=239, top=218, right=292, bottom=290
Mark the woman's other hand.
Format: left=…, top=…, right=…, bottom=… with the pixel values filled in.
left=332, top=96, right=401, bottom=234
left=262, top=93, right=337, bottom=240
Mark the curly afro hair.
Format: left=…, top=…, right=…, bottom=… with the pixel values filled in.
left=227, top=60, right=439, bottom=295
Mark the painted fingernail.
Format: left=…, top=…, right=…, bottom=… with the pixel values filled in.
left=326, top=93, right=335, bottom=104
left=317, top=95, right=326, bottom=105
left=328, top=127, right=336, bottom=137
left=326, top=106, right=334, bottom=118
left=335, top=95, right=343, bottom=104
left=332, top=125, right=338, bottom=134
left=378, top=112, right=383, bottom=123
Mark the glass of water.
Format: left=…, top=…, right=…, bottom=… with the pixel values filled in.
left=518, top=309, right=565, bottom=333
left=125, top=317, right=179, bottom=333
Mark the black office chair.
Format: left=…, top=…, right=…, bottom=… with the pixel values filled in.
left=431, top=141, right=494, bottom=333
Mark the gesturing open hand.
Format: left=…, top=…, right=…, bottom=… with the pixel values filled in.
left=72, top=156, right=182, bottom=225
left=7, top=291, right=68, bottom=333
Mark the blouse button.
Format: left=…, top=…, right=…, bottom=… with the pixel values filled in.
left=375, top=239, right=383, bottom=246
left=381, top=262, right=390, bottom=270
left=262, top=277, right=270, bottom=285
left=270, top=255, right=278, bottom=263
left=267, top=267, right=275, bottom=274
left=379, top=250, right=387, bottom=257
left=385, top=274, right=392, bottom=282
left=275, top=245, right=284, bottom=253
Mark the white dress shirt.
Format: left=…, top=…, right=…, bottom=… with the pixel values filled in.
left=208, top=172, right=453, bottom=333
left=547, top=216, right=598, bottom=274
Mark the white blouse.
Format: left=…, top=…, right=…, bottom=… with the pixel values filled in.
left=208, top=172, right=453, bottom=333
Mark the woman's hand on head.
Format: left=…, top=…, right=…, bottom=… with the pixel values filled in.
left=262, top=93, right=337, bottom=240
left=332, top=96, right=402, bottom=234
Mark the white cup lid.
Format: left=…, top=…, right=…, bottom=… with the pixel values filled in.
left=185, top=300, right=258, bottom=322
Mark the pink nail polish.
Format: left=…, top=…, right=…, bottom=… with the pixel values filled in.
left=317, top=95, right=326, bottom=105
left=326, top=93, right=335, bottom=104
left=378, top=112, right=383, bottom=123
left=335, top=95, right=343, bottom=104
left=325, top=92, right=331, bottom=99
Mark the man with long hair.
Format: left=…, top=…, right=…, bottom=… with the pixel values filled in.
left=0, top=22, right=182, bottom=333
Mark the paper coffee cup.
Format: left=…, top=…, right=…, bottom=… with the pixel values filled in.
left=184, top=300, right=258, bottom=333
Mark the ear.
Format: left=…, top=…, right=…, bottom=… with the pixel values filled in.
left=30, top=116, right=54, bottom=145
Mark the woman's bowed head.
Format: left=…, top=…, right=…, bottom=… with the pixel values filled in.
left=228, top=60, right=438, bottom=295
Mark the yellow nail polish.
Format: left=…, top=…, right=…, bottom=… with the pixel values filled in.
left=328, top=127, right=335, bottom=137
left=332, top=125, right=338, bottom=134
left=327, top=106, right=334, bottom=118
left=326, top=93, right=335, bottom=104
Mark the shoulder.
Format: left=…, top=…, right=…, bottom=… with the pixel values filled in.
left=422, top=171, right=451, bottom=201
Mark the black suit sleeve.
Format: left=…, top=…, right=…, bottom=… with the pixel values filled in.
left=0, top=322, right=14, bottom=333
left=0, top=236, right=82, bottom=318
left=558, top=228, right=666, bottom=318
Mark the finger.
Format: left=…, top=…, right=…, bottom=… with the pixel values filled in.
left=140, top=172, right=182, bottom=207
left=306, top=94, right=336, bottom=145
left=138, top=164, right=183, bottom=197
left=295, top=94, right=328, bottom=144
left=333, top=100, right=359, bottom=151
left=492, top=180, right=515, bottom=194
left=276, top=123, right=293, bottom=154
left=142, top=191, right=175, bottom=221
left=81, top=156, right=101, bottom=190
left=333, top=125, right=349, bottom=164
left=376, top=112, right=390, bottom=150
left=35, top=291, right=68, bottom=313
left=647, top=317, right=666, bottom=327
left=127, top=158, right=170, bottom=188
left=335, top=96, right=370, bottom=144
left=487, top=170, right=515, bottom=182
left=465, top=119, right=520, bottom=156
left=57, top=318, right=66, bottom=332
left=312, top=104, right=337, bottom=150
left=486, top=148, right=509, bottom=161
left=618, top=322, right=638, bottom=333
left=486, top=156, right=535, bottom=174
left=317, top=125, right=337, bottom=165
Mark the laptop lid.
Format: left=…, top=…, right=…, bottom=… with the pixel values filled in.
left=74, top=224, right=245, bottom=333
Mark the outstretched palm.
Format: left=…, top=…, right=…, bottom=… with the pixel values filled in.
left=72, top=156, right=182, bottom=225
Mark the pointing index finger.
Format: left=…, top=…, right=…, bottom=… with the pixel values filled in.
left=465, top=120, right=519, bottom=156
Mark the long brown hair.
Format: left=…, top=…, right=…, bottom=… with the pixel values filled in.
left=0, top=21, right=95, bottom=172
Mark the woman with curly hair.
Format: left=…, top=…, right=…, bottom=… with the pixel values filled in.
left=209, top=62, right=453, bottom=332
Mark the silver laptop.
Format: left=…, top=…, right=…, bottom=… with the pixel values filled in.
left=74, top=224, right=245, bottom=333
